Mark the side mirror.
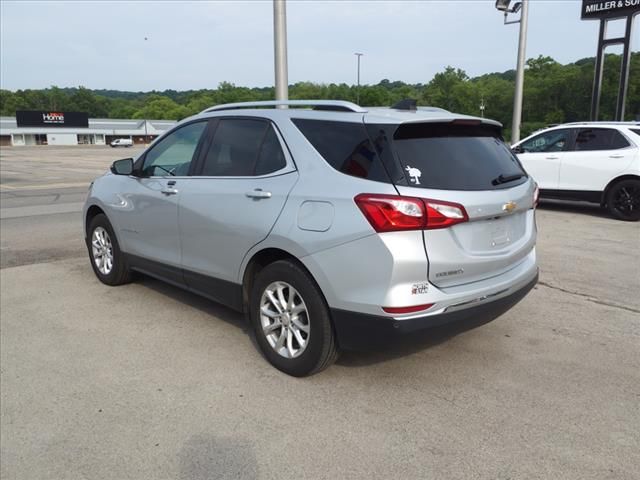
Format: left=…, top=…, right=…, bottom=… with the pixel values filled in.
left=511, top=145, right=523, bottom=154
left=111, top=158, right=134, bottom=175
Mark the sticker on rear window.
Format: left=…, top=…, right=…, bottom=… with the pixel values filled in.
left=405, top=165, right=422, bottom=185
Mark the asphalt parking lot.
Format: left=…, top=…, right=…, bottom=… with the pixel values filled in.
left=1, top=146, right=639, bottom=479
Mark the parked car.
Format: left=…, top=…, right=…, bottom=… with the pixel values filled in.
left=110, top=138, right=133, bottom=148
left=512, top=122, right=640, bottom=220
left=84, top=100, right=539, bottom=376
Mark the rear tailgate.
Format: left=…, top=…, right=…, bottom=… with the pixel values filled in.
left=397, top=182, right=536, bottom=287
left=373, top=119, right=537, bottom=288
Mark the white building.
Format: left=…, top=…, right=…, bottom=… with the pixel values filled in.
left=0, top=117, right=176, bottom=147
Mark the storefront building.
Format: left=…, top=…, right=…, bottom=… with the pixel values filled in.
left=0, top=111, right=176, bottom=147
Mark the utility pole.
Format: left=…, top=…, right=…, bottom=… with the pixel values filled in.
left=512, top=0, right=529, bottom=144
left=480, top=97, right=486, bottom=118
left=355, top=52, right=363, bottom=105
left=273, top=0, right=288, bottom=108
left=495, top=0, right=529, bottom=144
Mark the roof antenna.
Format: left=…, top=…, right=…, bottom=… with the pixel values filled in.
left=391, top=99, right=417, bottom=111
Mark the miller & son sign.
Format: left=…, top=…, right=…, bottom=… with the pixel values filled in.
left=581, top=0, right=640, bottom=19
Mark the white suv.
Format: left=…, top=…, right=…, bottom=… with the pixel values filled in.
left=512, top=122, right=640, bottom=220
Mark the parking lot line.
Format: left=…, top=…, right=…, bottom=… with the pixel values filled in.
left=0, top=202, right=85, bottom=219
left=0, top=182, right=91, bottom=191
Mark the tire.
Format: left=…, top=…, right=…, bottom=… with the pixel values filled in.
left=86, top=213, right=133, bottom=285
left=250, top=260, right=338, bottom=377
left=606, top=179, right=640, bottom=221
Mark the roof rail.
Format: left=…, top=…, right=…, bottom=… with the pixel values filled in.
left=200, top=100, right=367, bottom=114
left=561, top=121, right=640, bottom=126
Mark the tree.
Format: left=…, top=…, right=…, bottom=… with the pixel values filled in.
left=132, top=95, right=189, bottom=120
left=1, top=52, right=637, bottom=124
left=423, top=67, right=469, bottom=111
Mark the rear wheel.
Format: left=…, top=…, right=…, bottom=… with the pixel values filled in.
left=250, top=260, right=338, bottom=376
left=87, top=213, right=133, bottom=285
left=606, top=179, right=640, bottom=221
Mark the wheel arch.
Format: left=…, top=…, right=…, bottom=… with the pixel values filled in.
left=241, top=248, right=329, bottom=316
left=85, top=204, right=106, bottom=238
left=602, top=174, right=640, bottom=206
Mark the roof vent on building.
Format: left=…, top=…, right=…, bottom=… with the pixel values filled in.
left=391, top=99, right=418, bottom=111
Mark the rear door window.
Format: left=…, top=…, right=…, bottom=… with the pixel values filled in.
left=255, top=127, right=287, bottom=176
left=573, top=128, right=630, bottom=151
left=391, top=123, right=527, bottom=190
left=199, top=119, right=286, bottom=177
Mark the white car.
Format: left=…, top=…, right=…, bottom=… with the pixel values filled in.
left=512, top=122, right=640, bottom=221
left=110, top=138, right=133, bottom=148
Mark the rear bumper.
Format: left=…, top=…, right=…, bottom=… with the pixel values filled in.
left=331, top=270, right=538, bottom=351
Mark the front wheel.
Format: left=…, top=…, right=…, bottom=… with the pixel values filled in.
left=87, top=213, right=133, bottom=285
left=250, top=260, right=338, bottom=377
left=606, top=179, right=640, bottom=221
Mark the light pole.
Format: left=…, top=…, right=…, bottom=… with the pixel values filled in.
left=495, top=0, right=529, bottom=144
left=273, top=0, right=289, bottom=108
left=480, top=97, right=486, bottom=118
left=355, top=52, right=363, bottom=105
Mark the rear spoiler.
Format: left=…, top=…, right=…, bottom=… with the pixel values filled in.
left=394, top=120, right=503, bottom=140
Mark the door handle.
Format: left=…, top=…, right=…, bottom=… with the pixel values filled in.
left=609, top=154, right=624, bottom=159
left=545, top=155, right=559, bottom=160
left=161, top=180, right=178, bottom=195
left=245, top=189, right=272, bottom=199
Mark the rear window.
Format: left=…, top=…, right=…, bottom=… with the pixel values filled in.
left=391, top=123, right=527, bottom=190
left=292, top=119, right=391, bottom=183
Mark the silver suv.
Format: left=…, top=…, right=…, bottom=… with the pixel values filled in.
left=84, top=100, right=539, bottom=376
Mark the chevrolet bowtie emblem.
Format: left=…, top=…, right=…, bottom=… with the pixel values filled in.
left=503, top=201, right=517, bottom=213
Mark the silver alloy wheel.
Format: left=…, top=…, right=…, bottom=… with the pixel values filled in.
left=259, top=281, right=310, bottom=359
left=91, top=226, right=114, bottom=275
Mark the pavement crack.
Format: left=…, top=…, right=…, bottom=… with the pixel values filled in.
left=537, top=281, right=640, bottom=315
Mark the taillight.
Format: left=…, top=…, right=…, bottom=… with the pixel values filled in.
left=423, top=200, right=468, bottom=229
left=354, top=194, right=468, bottom=232
left=533, top=184, right=540, bottom=208
left=354, top=194, right=425, bottom=232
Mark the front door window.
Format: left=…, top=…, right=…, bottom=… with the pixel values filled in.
left=520, top=129, right=571, bottom=153
left=141, top=121, right=207, bottom=177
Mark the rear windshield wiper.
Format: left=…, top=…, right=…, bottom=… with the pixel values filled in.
left=492, top=173, right=525, bottom=186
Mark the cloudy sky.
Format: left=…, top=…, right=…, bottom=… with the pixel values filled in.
left=1, top=0, right=638, bottom=91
